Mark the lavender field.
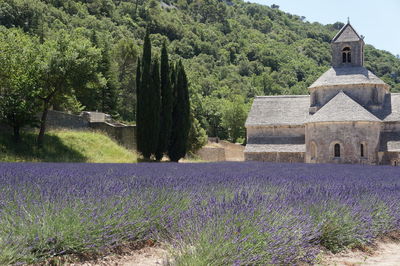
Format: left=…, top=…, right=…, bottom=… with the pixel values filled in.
left=1, top=162, right=400, bottom=265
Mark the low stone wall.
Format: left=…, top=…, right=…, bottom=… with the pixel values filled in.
left=43, top=110, right=136, bottom=150
left=219, top=141, right=245, bottom=161
left=197, top=146, right=226, bottom=161
left=46, top=110, right=89, bottom=129
left=90, top=122, right=136, bottom=150
left=245, top=152, right=305, bottom=163
left=196, top=141, right=245, bottom=162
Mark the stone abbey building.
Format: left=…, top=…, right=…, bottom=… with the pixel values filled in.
left=245, top=23, right=400, bottom=165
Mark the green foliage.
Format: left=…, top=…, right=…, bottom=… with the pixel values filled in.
left=36, top=30, right=101, bottom=146
left=156, top=42, right=173, bottom=160
left=221, top=95, right=249, bottom=143
left=136, top=31, right=161, bottom=159
left=1, top=0, right=399, bottom=143
left=168, top=61, right=191, bottom=162
left=0, top=130, right=137, bottom=163
left=0, top=27, right=40, bottom=141
left=187, top=113, right=208, bottom=154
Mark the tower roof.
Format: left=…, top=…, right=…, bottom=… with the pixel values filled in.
left=332, top=23, right=362, bottom=43
left=307, top=91, right=381, bottom=123
left=308, top=67, right=389, bottom=90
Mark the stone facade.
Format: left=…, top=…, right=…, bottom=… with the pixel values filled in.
left=305, top=122, right=380, bottom=164
left=245, top=23, right=400, bottom=165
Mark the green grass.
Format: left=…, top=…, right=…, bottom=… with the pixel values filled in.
left=0, top=130, right=137, bottom=163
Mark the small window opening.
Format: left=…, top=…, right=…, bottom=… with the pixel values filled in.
left=360, top=144, right=364, bottom=157
left=342, top=47, right=351, bottom=63
left=334, top=144, right=340, bottom=158
left=395, top=161, right=398, bottom=166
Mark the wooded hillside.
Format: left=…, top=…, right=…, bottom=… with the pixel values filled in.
left=1, top=0, right=399, bottom=141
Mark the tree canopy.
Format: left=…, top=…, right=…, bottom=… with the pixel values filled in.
left=0, top=0, right=399, bottom=142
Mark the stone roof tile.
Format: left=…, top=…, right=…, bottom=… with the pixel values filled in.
left=383, top=93, right=400, bottom=121
left=309, top=67, right=388, bottom=89
left=245, top=96, right=310, bottom=127
left=307, top=91, right=381, bottom=123
left=332, top=23, right=362, bottom=43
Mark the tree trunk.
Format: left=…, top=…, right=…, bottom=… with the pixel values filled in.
left=37, top=101, right=49, bottom=148
left=13, top=125, right=20, bottom=143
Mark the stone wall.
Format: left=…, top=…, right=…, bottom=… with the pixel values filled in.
left=90, top=122, right=136, bottom=150
left=247, top=125, right=305, bottom=144
left=219, top=140, right=245, bottom=161
left=245, top=151, right=304, bottom=163
left=305, top=121, right=381, bottom=164
left=310, top=84, right=388, bottom=111
left=331, top=41, right=363, bottom=67
left=46, top=110, right=89, bottom=129
left=383, top=122, right=400, bottom=132
left=197, top=146, right=226, bottom=161
left=44, top=110, right=136, bottom=150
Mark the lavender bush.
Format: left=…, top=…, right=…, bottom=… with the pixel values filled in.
left=0, top=162, right=399, bottom=264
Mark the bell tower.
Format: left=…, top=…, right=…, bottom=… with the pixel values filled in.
left=331, top=21, right=364, bottom=67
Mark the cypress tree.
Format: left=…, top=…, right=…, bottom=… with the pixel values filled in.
left=168, top=61, right=191, bottom=162
left=135, top=57, right=142, bottom=152
left=137, top=29, right=154, bottom=159
left=155, top=42, right=173, bottom=161
left=147, top=59, right=161, bottom=157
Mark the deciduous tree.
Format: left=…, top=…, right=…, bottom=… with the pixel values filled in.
left=0, top=28, right=40, bottom=142
left=36, top=30, right=100, bottom=147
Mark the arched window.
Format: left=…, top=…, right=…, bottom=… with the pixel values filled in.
left=342, top=47, right=351, bottom=63
left=334, top=143, right=340, bottom=157
left=311, top=142, right=317, bottom=159
left=360, top=144, right=364, bottom=157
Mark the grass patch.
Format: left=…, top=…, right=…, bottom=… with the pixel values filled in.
left=0, top=130, right=136, bottom=163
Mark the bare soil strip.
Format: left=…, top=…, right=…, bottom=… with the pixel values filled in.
left=322, top=231, right=400, bottom=266
left=72, top=246, right=169, bottom=266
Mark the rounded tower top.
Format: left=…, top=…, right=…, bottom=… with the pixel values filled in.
left=331, top=23, right=364, bottom=67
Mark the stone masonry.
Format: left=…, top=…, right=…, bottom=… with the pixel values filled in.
left=245, top=22, right=400, bottom=165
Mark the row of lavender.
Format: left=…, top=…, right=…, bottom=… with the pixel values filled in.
left=1, top=162, right=400, bottom=264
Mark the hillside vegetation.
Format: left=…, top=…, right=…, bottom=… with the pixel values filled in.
left=1, top=0, right=399, bottom=142
left=0, top=130, right=137, bottom=163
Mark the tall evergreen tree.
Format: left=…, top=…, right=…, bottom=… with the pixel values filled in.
left=155, top=42, right=173, bottom=161
left=135, top=57, right=142, bottom=151
left=136, top=30, right=154, bottom=159
left=147, top=59, right=161, bottom=156
left=168, top=61, right=191, bottom=162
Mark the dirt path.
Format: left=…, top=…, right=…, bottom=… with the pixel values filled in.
left=71, top=246, right=169, bottom=266
left=71, top=242, right=400, bottom=266
left=323, top=241, right=400, bottom=265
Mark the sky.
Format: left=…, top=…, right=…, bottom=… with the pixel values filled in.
left=249, top=0, right=400, bottom=56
